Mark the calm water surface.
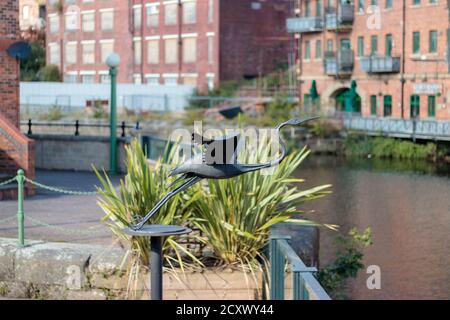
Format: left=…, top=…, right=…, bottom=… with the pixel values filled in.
left=296, top=156, right=450, bottom=300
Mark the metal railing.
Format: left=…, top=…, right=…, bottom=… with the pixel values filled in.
left=270, top=233, right=330, bottom=300
left=21, top=120, right=140, bottom=137
left=287, top=16, right=324, bottom=33
left=343, top=116, right=450, bottom=141
left=325, top=4, right=355, bottom=29
left=359, top=56, right=401, bottom=73
left=324, top=49, right=354, bottom=75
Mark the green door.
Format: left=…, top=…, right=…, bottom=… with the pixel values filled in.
left=428, top=95, right=436, bottom=118
left=340, top=38, right=351, bottom=50
left=384, top=95, right=392, bottom=117
left=370, top=95, right=377, bottom=116
left=410, top=95, right=420, bottom=118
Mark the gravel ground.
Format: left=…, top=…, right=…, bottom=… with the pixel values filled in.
left=0, top=170, right=123, bottom=245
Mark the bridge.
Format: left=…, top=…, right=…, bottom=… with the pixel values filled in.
left=342, top=117, right=450, bottom=141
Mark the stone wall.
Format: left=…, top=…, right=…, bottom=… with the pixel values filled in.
left=31, top=135, right=129, bottom=173
left=0, top=238, right=266, bottom=300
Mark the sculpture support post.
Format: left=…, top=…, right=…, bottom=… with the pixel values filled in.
left=123, top=225, right=191, bottom=301
left=109, top=66, right=117, bottom=175
left=150, top=236, right=163, bottom=300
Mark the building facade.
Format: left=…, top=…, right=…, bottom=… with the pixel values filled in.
left=288, top=0, right=450, bottom=120
left=19, top=0, right=46, bottom=38
left=45, top=0, right=290, bottom=92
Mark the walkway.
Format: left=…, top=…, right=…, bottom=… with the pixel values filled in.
left=0, top=170, right=123, bottom=245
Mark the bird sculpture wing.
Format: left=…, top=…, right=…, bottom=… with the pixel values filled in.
left=192, top=132, right=241, bottom=165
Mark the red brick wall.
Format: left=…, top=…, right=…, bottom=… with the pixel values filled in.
left=296, top=0, right=450, bottom=120
left=0, top=0, right=36, bottom=193
left=219, top=0, right=290, bottom=82
left=0, top=0, right=20, bottom=127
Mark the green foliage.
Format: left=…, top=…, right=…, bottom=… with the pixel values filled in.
left=40, top=65, right=61, bottom=82
left=20, top=42, right=46, bottom=81
left=309, top=120, right=341, bottom=139
left=319, top=228, right=372, bottom=299
left=92, top=101, right=108, bottom=119
left=38, top=105, right=63, bottom=121
left=344, top=135, right=437, bottom=161
left=95, top=140, right=198, bottom=270
left=187, top=81, right=240, bottom=110
left=189, top=141, right=333, bottom=266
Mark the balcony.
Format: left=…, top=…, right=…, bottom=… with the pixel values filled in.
left=360, top=56, right=401, bottom=73
left=325, top=4, right=355, bottom=30
left=286, top=16, right=323, bottom=33
left=324, top=49, right=354, bottom=76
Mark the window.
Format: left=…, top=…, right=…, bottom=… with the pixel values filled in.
left=429, top=30, right=437, bottom=53
left=371, top=35, right=378, bottom=55
left=183, top=37, right=197, bottom=63
left=326, top=39, right=333, bottom=51
left=208, top=0, right=214, bottom=23
left=100, top=41, right=114, bottom=63
left=385, top=0, right=393, bottom=9
left=82, top=42, right=95, bottom=64
left=413, top=31, right=420, bottom=54
left=315, top=40, right=322, bottom=59
left=357, top=36, right=364, bottom=57
left=412, top=0, right=420, bottom=5
left=358, top=0, right=364, bottom=12
left=134, top=39, right=142, bottom=65
left=49, top=15, right=59, bottom=34
left=165, top=38, right=178, bottom=64
left=65, top=42, right=77, bottom=65
left=49, top=44, right=60, bottom=66
left=385, top=34, right=392, bottom=56
left=207, top=75, right=215, bottom=90
left=133, top=74, right=142, bottom=84
left=101, top=10, right=114, bottom=31
left=316, top=0, right=322, bottom=16
left=81, top=74, right=95, bottom=84
left=146, top=4, right=159, bottom=28
left=183, top=1, right=197, bottom=24
left=134, top=6, right=142, bottom=29
left=383, top=95, right=392, bottom=117
left=100, top=74, right=110, bottom=84
left=183, top=76, right=197, bottom=86
left=304, top=41, right=311, bottom=60
left=165, top=4, right=178, bottom=25
left=410, top=95, right=420, bottom=118
left=207, top=36, right=214, bottom=64
left=428, top=95, right=436, bottom=118
left=22, top=5, right=30, bottom=20
left=370, top=95, right=377, bottom=116
left=147, top=40, right=159, bottom=64
left=164, top=76, right=178, bottom=85
left=64, top=74, right=77, bottom=83
left=65, top=11, right=78, bottom=31
left=305, top=0, right=311, bottom=17
left=146, top=76, right=160, bottom=85
left=82, top=12, right=95, bottom=32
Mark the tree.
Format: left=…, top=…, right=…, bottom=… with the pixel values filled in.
left=20, top=41, right=46, bottom=81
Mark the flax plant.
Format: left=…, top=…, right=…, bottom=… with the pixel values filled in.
left=190, top=139, right=333, bottom=267
left=95, top=140, right=200, bottom=297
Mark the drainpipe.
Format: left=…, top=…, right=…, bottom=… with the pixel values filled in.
left=141, top=0, right=145, bottom=82
left=178, top=0, right=182, bottom=78
left=400, top=0, right=406, bottom=118
left=297, top=0, right=303, bottom=109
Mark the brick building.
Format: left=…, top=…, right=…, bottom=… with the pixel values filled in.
left=288, top=0, right=450, bottom=120
left=0, top=0, right=35, bottom=199
left=45, top=0, right=290, bottom=92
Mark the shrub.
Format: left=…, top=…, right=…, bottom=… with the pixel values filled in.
left=40, top=65, right=61, bottom=82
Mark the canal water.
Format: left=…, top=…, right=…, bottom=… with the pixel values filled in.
left=297, top=155, right=450, bottom=300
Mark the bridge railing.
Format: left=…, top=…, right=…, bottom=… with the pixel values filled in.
left=343, top=116, right=450, bottom=141
left=270, top=233, right=331, bottom=300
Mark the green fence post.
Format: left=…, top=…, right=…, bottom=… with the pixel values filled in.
left=16, top=169, right=25, bottom=247
left=269, top=236, right=285, bottom=300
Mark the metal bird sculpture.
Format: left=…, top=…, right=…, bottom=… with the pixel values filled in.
left=131, top=117, right=318, bottom=230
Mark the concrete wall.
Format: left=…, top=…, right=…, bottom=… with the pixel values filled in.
left=31, top=135, right=129, bottom=173
left=20, top=82, right=194, bottom=111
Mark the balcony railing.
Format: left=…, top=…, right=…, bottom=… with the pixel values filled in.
left=360, top=56, right=401, bottom=73
left=325, top=4, right=355, bottom=30
left=324, top=49, right=354, bottom=76
left=287, top=16, right=323, bottom=33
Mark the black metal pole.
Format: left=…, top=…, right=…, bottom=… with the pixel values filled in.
left=150, top=236, right=163, bottom=300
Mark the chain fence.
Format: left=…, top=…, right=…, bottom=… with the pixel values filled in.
left=0, top=177, right=17, bottom=187
left=24, top=177, right=98, bottom=196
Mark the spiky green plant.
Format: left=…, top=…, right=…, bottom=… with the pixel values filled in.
left=190, top=140, right=334, bottom=267
left=95, top=140, right=200, bottom=272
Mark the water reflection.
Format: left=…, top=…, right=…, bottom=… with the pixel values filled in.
left=297, top=156, right=450, bottom=299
